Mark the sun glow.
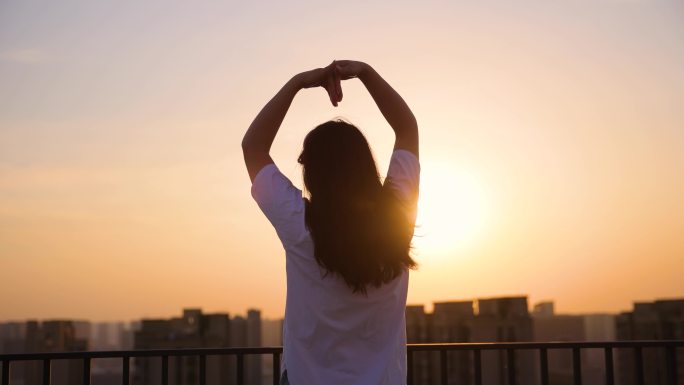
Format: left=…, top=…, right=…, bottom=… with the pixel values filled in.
left=413, top=161, right=489, bottom=257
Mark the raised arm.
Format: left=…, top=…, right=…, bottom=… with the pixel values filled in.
left=242, top=64, right=342, bottom=181
left=336, top=61, right=419, bottom=157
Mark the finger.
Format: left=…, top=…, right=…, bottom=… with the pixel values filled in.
left=333, top=60, right=342, bottom=101
left=320, top=63, right=340, bottom=106
left=326, top=72, right=337, bottom=107
left=331, top=60, right=338, bottom=101
left=334, top=65, right=343, bottom=102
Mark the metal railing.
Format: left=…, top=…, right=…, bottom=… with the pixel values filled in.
left=407, top=340, right=682, bottom=385
left=1, top=340, right=682, bottom=385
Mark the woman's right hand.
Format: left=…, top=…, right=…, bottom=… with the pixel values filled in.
left=296, top=62, right=342, bottom=107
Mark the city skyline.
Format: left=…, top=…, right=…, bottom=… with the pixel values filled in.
left=1, top=294, right=680, bottom=325
left=3, top=298, right=681, bottom=384
left=2, top=0, right=684, bottom=321
left=1, top=299, right=678, bottom=351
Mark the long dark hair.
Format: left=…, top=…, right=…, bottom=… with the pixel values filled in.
left=297, top=119, right=417, bottom=294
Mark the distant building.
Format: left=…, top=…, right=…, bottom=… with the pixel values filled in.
left=433, top=301, right=475, bottom=384
left=584, top=313, right=616, bottom=341
left=86, top=321, right=134, bottom=384
left=72, top=321, right=92, bottom=342
left=23, top=320, right=88, bottom=385
left=230, top=312, right=265, bottom=384
left=405, top=304, right=434, bottom=385
left=583, top=313, right=616, bottom=382
left=133, top=308, right=262, bottom=385
left=406, top=296, right=535, bottom=385
left=532, top=302, right=618, bottom=384
left=246, top=310, right=263, bottom=385
left=616, top=298, right=684, bottom=385
left=119, top=322, right=136, bottom=350
left=261, top=318, right=283, bottom=347
left=0, top=322, right=25, bottom=354
left=95, top=322, right=111, bottom=350
left=532, top=301, right=555, bottom=318
left=261, top=318, right=284, bottom=383
left=474, top=297, right=535, bottom=385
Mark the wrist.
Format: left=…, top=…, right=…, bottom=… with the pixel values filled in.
left=287, top=74, right=304, bottom=92
left=358, top=63, right=374, bottom=82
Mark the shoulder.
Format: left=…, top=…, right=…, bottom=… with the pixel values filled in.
left=385, top=149, right=420, bottom=201
left=389, top=149, right=419, bottom=171
left=250, top=163, right=308, bottom=245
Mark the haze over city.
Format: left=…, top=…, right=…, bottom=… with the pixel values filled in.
left=1, top=0, right=683, bottom=322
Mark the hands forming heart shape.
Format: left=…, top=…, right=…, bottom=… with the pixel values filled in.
left=298, top=60, right=367, bottom=107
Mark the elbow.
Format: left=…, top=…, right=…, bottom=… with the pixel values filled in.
left=241, top=136, right=268, bottom=159
left=241, top=135, right=259, bottom=154
left=241, top=140, right=251, bottom=159
left=241, top=136, right=252, bottom=153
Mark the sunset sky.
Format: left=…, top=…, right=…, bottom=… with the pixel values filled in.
left=1, top=0, right=683, bottom=322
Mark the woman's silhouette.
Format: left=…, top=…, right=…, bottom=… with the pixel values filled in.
left=242, top=60, right=420, bottom=385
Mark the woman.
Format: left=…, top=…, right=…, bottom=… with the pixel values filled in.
left=242, top=60, right=420, bottom=385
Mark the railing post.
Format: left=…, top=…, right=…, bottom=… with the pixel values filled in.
left=198, top=355, right=206, bottom=385
left=634, top=347, right=644, bottom=385
left=237, top=353, right=244, bottom=385
left=122, top=356, right=130, bottom=385
left=43, top=359, right=51, bottom=385
left=440, top=349, right=447, bottom=385
left=507, top=349, right=516, bottom=385
left=1, top=360, right=9, bottom=385
left=161, top=355, right=168, bottom=385
left=273, top=353, right=280, bottom=385
left=406, top=349, right=413, bottom=385
left=539, top=348, right=549, bottom=385
left=572, top=347, right=582, bottom=385
left=82, top=357, right=91, bottom=385
left=604, top=347, right=614, bottom=385
left=665, top=346, right=677, bottom=385
left=473, top=349, right=482, bottom=385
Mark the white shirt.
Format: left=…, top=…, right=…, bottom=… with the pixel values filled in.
left=251, top=149, right=420, bottom=385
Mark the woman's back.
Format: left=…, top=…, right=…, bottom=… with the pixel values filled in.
left=251, top=149, right=419, bottom=385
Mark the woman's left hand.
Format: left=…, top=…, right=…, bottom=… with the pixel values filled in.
left=295, top=61, right=342, bottom=106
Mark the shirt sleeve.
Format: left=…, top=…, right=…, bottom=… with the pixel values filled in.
left=250, top=163, right=307, bottom=246
left=384, top=149, right=420, bottom=221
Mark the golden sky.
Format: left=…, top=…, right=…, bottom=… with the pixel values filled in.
left=1, top=0, right=683, bottom=321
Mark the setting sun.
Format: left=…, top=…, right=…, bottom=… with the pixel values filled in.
left=413, top=159, right=490, bottom=257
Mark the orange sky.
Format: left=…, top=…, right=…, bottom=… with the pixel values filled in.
left=1, top=0, right=683, bottom=322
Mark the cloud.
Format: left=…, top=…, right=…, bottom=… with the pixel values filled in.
left=0, top=48, right=52, bottom=64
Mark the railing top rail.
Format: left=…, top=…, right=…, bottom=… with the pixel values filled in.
left=1, top=340, right=683, bottom=361
left=407, top=340, right=684, bottom=351
left=0, top=346, right=283, bottom=361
